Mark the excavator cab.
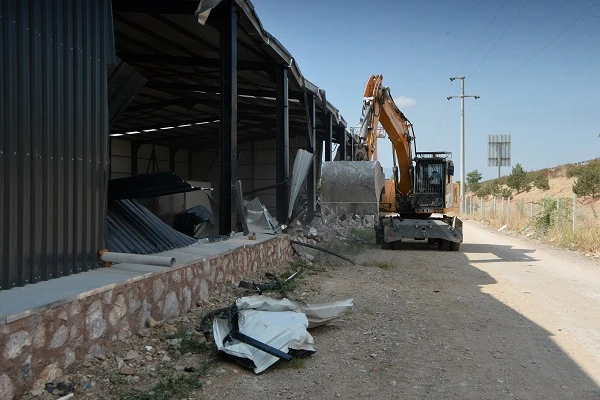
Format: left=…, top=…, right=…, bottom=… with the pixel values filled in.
left=412, top=152, right=455, bottom=214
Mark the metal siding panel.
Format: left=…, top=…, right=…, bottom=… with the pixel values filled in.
left=17, top=0, right=32, bottom=286
left=72, top=0, right=84, bottom=275
left=30, top=0, right=44, bottom=284
left=0, top=3, right=3, bottom=289
left=0, top=0, right=112, bottom=290
left=89, top=0, right=100, bottom=272
left=53, top=0, right=66, bottom=279
left=82, top=0, right=93, bottom=273
left=100, top=0, right=111, bottom=265
left=0, top=0, right=10, bottom=289
left=39, top=0, right=51, bottom=281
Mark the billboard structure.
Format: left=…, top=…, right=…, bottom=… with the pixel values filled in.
left=488, top=134, right=511, bottom=178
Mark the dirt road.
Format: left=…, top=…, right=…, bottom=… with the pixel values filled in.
left=201, top=220, right=600, bottom=400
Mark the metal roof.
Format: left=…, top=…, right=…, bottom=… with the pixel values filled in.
left=107, top=199, right=197, bottom=254
left=110, top=0, right=348, bottom=149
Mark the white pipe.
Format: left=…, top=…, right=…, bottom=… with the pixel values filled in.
left=101, top=252, right=175, bottom=267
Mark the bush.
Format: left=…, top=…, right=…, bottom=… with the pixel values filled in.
left=535, top=197, right=572, bottom=234
left=530, top=172, right=550, bottom=191
left=572, top=163, right=600, bottom=199
left=567, top=159, right=600, bottom=178
left=566, top=164, right=584, bottom=178
left=474, top=181, right=502, bottom=198
left=500, top=187, right=513, bottom=198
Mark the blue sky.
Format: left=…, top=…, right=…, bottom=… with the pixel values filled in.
left=251, top=0, right=600, bottom=181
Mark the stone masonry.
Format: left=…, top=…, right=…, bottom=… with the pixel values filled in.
left=0, top=237, right=293, bottom=399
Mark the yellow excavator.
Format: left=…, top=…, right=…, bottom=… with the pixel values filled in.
left=320, top=74, right=463, bottom=250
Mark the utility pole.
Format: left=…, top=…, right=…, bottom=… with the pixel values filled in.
left=447, top=77, right=479, bottom=214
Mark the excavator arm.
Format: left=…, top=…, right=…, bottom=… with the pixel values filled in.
left=357, top=74, right=414, bottom=197
left=321, top=74, right=463, bottom=251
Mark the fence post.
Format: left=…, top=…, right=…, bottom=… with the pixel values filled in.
left=508, top=197, right=511, bottom=218
left=530, top=197, right=534, bottom=218
left=573, top=194, right=577, bottom=232
left=501, top=197, right=505, bottom=218
left=557, top=197, right=560, bottom=223
left=520, top=198, right=524, bottom=216
left=481, top=197, right=484, bottom=218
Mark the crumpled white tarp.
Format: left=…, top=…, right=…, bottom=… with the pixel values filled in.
left=213, top=309, right=315, bottom=373
left=213, top=295, right=353, bottom=373
left=236, top=296, right=354, bottom=329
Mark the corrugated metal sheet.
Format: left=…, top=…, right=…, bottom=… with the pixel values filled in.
left=107, top=200, right=196, bottom=255
left=0, top=0, right=115, bottom=290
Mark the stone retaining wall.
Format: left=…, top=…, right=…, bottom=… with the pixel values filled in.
left=0, top=237, right=292, bottom=399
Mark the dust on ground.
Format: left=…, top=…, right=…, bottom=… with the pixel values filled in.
left=21, top=221, right=600, bottom=400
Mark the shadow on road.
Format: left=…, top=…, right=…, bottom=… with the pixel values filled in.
left=460, top=242, right=538, bottom=263
left=337, top=243, right=600, bottom=399
left=382, top=241, right=537, bottom=263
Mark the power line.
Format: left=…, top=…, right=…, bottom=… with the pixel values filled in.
left=433, top=80, right=454, bottom=139
left=482, top=0, right=600, bottom=94
left=456, top=0, right=509, bottom=74
left=469, top=0, right=530, bottom=78
left=433, top=96, right=451, bottom=140
left=436, top=2, right=507, bottom=141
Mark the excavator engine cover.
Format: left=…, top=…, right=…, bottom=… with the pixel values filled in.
left=320, top=161, right=386, bottom=217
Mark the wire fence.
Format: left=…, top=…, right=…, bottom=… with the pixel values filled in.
left=464, top=195, right=600, bottom=232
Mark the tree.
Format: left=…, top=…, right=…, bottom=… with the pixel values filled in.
left=474, top=181, right=500, bottom=198
left=506, top=163, right=529, bottom=194
left=573, top=163, right=600, bottom=199
left=532, top=173, right=550, bottom=191
left=466, top=169, right=483, bottom=193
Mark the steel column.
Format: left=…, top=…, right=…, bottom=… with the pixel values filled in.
left=169, top=148, right=177, bottom=172
left=218, top=0, right=238, bottom=234
left=306, top=93, right=317, bottom=216
left=338, top=126, right=347, bottom=161
left=131, top=142, right=140, bottom=176
left=324, top=113, right=332, bottom=162
left=275, top=65, right=290, bottom=224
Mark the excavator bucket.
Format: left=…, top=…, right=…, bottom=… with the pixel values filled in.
left=320, top=161, right=386, bottom=217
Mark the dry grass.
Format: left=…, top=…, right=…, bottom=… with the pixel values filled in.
left=546, top=221, right=600, bottom=253
left=467, top=210, right=600, bottom=254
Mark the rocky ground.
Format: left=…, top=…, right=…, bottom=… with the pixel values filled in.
left=19, top=218, right=600, bottom=400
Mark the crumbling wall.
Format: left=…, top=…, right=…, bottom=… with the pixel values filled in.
left=0, top=237, right=292, bottom=399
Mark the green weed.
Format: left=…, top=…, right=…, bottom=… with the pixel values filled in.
left=175, top=326, right=209, bottom=354
left=120, top=364, right=208, bottom=400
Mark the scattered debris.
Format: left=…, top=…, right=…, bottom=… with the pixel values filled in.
left=290, top=240, right=356, bottom=264
left=245, top=198, right=279, bottom=230
left=237, top=269, right=304, bottom=295
left=204, top=295, right=353, bottom=373
left=44, top=381, right=74, bottom=397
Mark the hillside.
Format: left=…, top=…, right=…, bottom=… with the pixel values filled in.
left=474, top=162, right=600, bottom=220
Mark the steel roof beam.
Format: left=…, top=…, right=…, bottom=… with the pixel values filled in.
left=117, top=53, right=273, bottom=72
left=112, top=1, right=199, bottom=14
left=144, top=80, right=305, bottom=101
